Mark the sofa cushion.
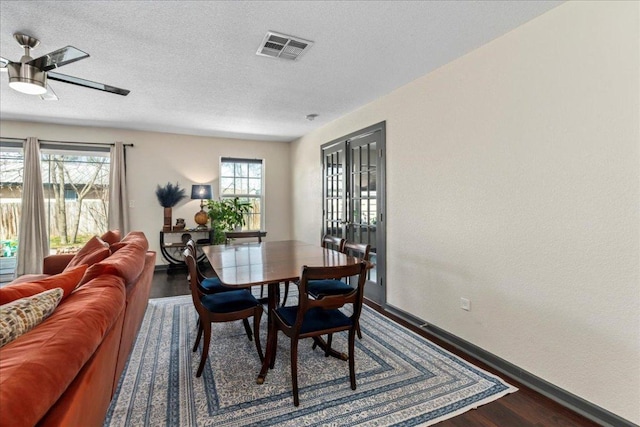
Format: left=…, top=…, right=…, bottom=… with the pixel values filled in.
left=100, top=229, right=121, bottom=245
left=80, top=242, right=147, bottom=287
left=76, top=247, right=110, bottom=267
left=120, top=231, right=149, bottom=251
left=0, top=288, right=64, bottom=348
left=109, top=241, right=127, bottom=253
left=64, top=236, right=109, bottom=270
left=0, top=264, right=88, bottom=305
left=0, top=274, right=126, bottom=427
left=7, top=274, right=50, bottom=286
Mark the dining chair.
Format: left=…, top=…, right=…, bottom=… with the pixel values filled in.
left=184, top=247, right=264, bottom=377
left=224, top=230, right=263, bottom=244
left=309, top=241, right=370, bottom=338
left=269, top=261, right=368, bottom=406
left=278, top=234, right=346, bottom=307
left=186, top=239, right=227, bottom=294
left=186, top=240, right=254, bottom=341
left=321, top=234, right=345, bottom=252
left=225, top=231, right=290, bottom=307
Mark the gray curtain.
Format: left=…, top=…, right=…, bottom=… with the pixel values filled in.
left=108, top=141, right=130, bottom=234
left=16, top=137, right=49, bottom=276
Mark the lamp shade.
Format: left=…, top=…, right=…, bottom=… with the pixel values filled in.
left=191, top=184, right=212, bottom=200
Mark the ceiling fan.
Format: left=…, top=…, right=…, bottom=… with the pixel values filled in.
left=0, top=33, right=129, bottom=101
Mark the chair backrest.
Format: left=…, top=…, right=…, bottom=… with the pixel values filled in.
left=185, top=239, right=205, bottom=282
left=341, top=241, right=371, bottom=261
left=183, top=246, right=207, bottom=316
left=295, top=262, right=368, bottom=331
left=225, top=231, right=263, bottom=244
left=321, top=234, right=345, bottom=252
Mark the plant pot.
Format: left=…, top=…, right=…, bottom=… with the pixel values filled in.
left=163, top=207, right=172, bottom=231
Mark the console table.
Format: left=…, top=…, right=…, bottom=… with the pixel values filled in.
left=159, top=229, right=213, bottom=274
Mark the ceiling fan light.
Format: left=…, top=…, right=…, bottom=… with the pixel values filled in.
left=7, top=63, right=47, bottom=95
left=9, top=80, right=47, bottom=95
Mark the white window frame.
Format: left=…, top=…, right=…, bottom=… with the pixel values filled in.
left=219, top=157, right=264, bottom=231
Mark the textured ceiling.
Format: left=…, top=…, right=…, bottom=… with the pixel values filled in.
left=0, top=1, right=563, bottom=142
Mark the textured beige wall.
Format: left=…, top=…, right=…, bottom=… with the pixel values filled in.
left=291, top=1, right=639, bottom=423
left=0, top=121, right=293, bottom=263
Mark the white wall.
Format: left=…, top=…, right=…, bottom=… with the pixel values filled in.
left=291, top=1, right=639, bottom=423
left=0, top=121, right=293, bottom=263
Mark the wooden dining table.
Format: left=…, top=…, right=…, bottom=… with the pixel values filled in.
left=201, top=239, right=363, bottom=384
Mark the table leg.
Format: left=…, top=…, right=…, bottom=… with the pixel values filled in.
left=257, top=282, right=278, bottom=384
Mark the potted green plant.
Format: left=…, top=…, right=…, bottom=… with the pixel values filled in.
left=228, top=197, right=252, bottom=231
left=155, top=182, right=187, bottom=231
left=206, top=197, right=252, bottom=243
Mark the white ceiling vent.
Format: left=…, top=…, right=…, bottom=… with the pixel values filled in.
left=256, top=31, right=313, bottom=61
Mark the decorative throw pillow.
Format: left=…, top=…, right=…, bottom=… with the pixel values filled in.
left=100, top=229, right=121, bottom=245
left=64, top=236, right=109, bottom=270
left=0, top=288, right=63, bottom=348
left=0, top=264, right=88, bottom=305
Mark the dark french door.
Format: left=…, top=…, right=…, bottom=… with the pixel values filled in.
left=321, top=122, right=386, bottom=305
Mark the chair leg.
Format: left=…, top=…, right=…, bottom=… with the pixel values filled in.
left=253, top=307, right=264, bottom=362
left=290, top=337, right=300, bottom=406
left=196, top=321, right=212, bottom=378
left=348, top=328, right=356, bottom=390
left=193, top=321, right=203, bottom=352
left=356, top=322, right=362, bottom=340
left=325, top=333, right=333, bottom=357
left=242, top=318, right=253, bottom=341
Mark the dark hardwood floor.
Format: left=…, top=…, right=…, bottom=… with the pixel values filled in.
left=150, top=268, right=599, bottom=427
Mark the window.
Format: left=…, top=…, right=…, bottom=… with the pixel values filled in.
left=220, top=157, right=263, bottom=231
left=0, top=142, right=23, bottom=266
left=40, top=146, right=110, bottom=252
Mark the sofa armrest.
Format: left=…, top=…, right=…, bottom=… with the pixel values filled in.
left=43, top=254, right=75, bottom=275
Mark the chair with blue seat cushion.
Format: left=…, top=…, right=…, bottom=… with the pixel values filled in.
left=309, top=241, right=371, bottom=342
left=279, top=234, right=345, bottom=307
left=186, top=240, right=228, bottom=294
left=270, top=261, right=368, bottom=406
left=186, top=240, right=254, bottom=342
left=184, top=248, right=263, bottom=377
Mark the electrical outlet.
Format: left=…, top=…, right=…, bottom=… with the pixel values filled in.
left=460, top=297, right=471, bottom=311
left=129, top=200, right=135, bottom=208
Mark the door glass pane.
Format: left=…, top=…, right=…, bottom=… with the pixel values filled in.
left=349, top=138, right=378, bottom=285
left=323, top=144, right=345, bottom=240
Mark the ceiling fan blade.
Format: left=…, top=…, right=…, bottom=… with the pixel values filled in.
left=40, top=83, right=58, bottom=101
left=27, top=46, right=89, bottom=72
left=0, top=57, right=9, bottom=71
left=48, top=72, right=130, bottom=96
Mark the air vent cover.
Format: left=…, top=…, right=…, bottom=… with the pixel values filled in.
left=256, top=31, right=313, bottom=61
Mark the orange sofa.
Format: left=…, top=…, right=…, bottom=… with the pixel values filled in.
left=0, top=231, right=156, bottom=427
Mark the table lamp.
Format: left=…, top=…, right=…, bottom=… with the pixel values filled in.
left=191, top=184, right=212, bottom=230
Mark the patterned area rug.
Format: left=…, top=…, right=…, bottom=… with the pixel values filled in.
left=105, top=293, right=516, bottom=426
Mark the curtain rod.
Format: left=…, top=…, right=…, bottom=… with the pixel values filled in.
left=0, top=136, right=133, bottom=147
left=41, top=139, right=134, bottom=147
